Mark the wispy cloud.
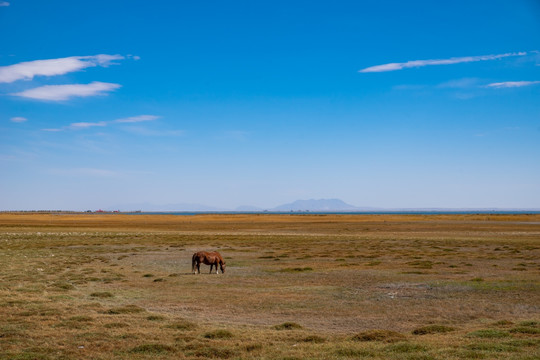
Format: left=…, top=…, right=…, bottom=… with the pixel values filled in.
left=113, top=115, right=160, bottom=123
left=485, top=81, right=540, bottom=89
left=359, top=52, right=527, bottom=73
left=10, top=116, right=27, bottom=123
left=0, top=2, right=9, bottom=7
left=41, top=114, right=161, bottom=132
left=68, top=121, right=107, bottom=130
left=12, top=81, right=121, bottom=101
left=0, top=54, right=124, bottom=83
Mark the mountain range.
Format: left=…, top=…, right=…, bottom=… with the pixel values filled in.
left=107, top=199, right=540, bottom=213
left=109, top=199, right=377, bottom=212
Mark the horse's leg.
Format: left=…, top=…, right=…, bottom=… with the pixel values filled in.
left=209, top=264, right=214, bottom=274
left=197, top=262, right=200, bottom=274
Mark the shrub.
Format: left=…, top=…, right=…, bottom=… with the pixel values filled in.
left=104, top=305, right=145, bottom=314
left=274, top=322, right=303, bottom=330
left=104, top=322, right=129, bottom=328
left=203, top=329, right=233, bottom=339
left=51, top=281, right=75, bottom=290
left=90, top=291, right=113, bottom=298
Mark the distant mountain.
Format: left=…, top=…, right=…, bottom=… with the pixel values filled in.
left=271, top=199, right=376, bottom=212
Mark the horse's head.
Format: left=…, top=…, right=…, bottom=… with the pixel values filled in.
left=220, top=262, right=226, bottom=273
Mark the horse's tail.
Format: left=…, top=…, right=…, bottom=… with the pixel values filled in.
left=191, top=253, right=197, bottom=273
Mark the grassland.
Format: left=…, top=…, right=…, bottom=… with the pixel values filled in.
left=0, top=213, right=538, bottom=359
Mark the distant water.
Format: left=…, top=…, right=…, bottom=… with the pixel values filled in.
left=128, top=210, right=540, bottom=216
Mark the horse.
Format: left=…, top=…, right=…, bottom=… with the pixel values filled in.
left=192, top=251, right=226, bottom=274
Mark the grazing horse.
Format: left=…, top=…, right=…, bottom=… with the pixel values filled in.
left=192, top=251, right=226, bottom=274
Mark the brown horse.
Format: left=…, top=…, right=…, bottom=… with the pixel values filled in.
left=192, top=251, right=226, bottom=274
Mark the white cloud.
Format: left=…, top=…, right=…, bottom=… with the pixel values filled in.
left=114, top=115, right=160, bottom=123
left=10, top=116, right=27, bottom=123
left=0, top=2, right=9, bottom=6
left=359, top=52, right=527, bottom=73
left=41, top=114, right=161, bottom=131
left=0, top=54, right=124, bottom=83
left=12, top=81, right=121, bottom=101
left=68, top=121, right=107, bottom=130
left=485, top=81, right=540, bottom=89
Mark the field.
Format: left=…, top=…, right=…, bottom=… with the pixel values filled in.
left=0, top=213, right=539, bottom=359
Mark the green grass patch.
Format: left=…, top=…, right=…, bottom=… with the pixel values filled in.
left=509, top=326, right=540, bottom=335
left=519, top=321, right=538, bottom=327
left=203, top=329, right=233, bottom=339
left=503, top=339, right=539, bottom=347
left=412, top=324, right=455, bottom=335
left=167, top=319, right=197, bottom=331
left=464, top=342, right=518, bottom=352
left=352, top=330, right=406, bottom=343
left=466, top=329, right=509, bottom=338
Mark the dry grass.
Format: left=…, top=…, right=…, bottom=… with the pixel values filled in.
left=0, top=213, right=539, bottom=359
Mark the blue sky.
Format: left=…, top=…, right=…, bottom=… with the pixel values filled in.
left=1, top=0, right=539, bottom=210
